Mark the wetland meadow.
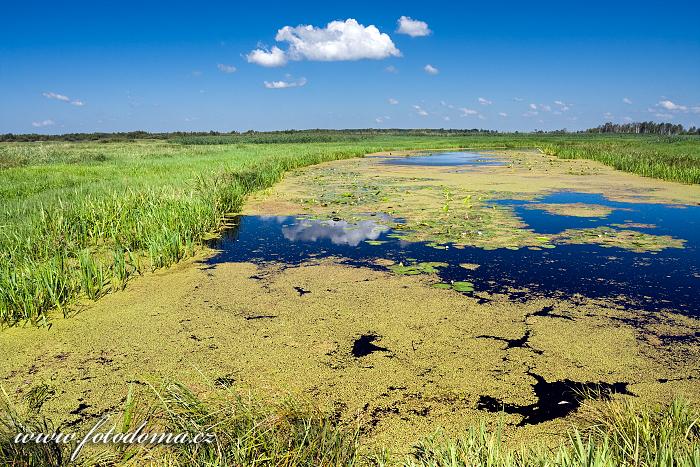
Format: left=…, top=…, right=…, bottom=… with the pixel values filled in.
left=1, top=133, right=700, bottom=465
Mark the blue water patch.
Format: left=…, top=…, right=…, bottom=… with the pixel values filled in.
left=381, top=151, right=506, bottom=166
left=205, top=192, right=700, bottom=315
left=498, top=191, right=700, bottom=238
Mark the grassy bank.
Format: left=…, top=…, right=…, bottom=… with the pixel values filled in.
left=0, top=137, right=490, bottom=326
left=1, top=134, right=699, bottom=326
left=1, top=380, right=698, bottom=466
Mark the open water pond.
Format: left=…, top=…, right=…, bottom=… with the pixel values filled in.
left=381, top=150, right=506, bottom=166
left=206, top=190, right=700, bottom=315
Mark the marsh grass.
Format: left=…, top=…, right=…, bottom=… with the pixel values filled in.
left=401, top=400, right=700, bottom=466
left=540, top=138, right=700, bottom=185
left=0, top=141, right=390, bottom=325
left=2, top=379, right=698, bottom=466
left=1, top=135, right=699, bottom=326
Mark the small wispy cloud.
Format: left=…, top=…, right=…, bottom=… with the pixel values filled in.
left=513, top=97, right=524, bottom=102
left=522, top=110, right=538, bottom=117
left=498, top=112, right=508, bottom=117
left=603, top=112, right=614, bottom=119
left=423, top=64, right=439, bottom=75
left=43, top=91, right=85, bottom=107
left=478, top=97, right=492, bottom=105
left=459, top=107, right=479, bottom=117
left=529, top=103, right=537, bottom=110
left=375, top=116, right=391, bottom=123
left=191, top=70, right=203, bottom=77
left=623, top=97, right=633, bottom=104
left=384, top=65, right=398, bottom=73
left=388, top=98, right=399, bottom=105
left=43, top=92, right=69, bottom=102
left=396, top=16, right=431, bottom=37
left=32, top=119, right=55, bottom=127
left=263, top=77, right=307, bottom=89
left=217, top=63, right=237, bottom=73
left=413, top=104, right=429, bottom=116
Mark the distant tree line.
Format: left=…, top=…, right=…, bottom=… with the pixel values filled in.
left=586, top=121, right=699, bottom=135
left=0, top=128, right=501, bottom=143
left=1, top=124, right=698, bottom=142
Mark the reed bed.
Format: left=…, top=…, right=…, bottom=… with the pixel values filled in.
left=1, top=379, right=698, bottom=466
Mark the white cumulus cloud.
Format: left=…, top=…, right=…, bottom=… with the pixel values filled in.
left=658, top=100, right=687, bottom=111
left=263, top=77, right=307, bottom=89
left=396, top=16, right=431, bottom=37
left=478, top=97, right=492, bottom=105
left=217, top=63, right=237, bottom=73
left=388, top=98, right=399, bottom=105
left=247, top=46, right=288, bottom=67
left=423, top=64, right=439, bottom=75
left=498, top=112, right=508, bottom=117
left=623, top=97, right=633, bottom=104
left=459, top=108, right=478, bottom=116
left=70, top=100, right=84, bottom=106
left=270, top=19, right=400, bottom=63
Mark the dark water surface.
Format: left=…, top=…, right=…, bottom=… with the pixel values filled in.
left=206, top=193, right=700, bottom=315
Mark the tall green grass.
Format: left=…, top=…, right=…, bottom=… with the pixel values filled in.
left=1, top=135, right=699, bottom=326
left=540, top=137, right=700, bottom=185
left=1, top=380, right=698, bottom=466
left=0, top=138, right=483, bottom=326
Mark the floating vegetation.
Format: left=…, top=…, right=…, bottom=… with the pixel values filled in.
left=365, top=240, right=386, bottom=246
left=452, top=281, right=475, bottom=292
left=612, top=222, right=657, bottom=229
left=432, top=281, right=475, bottom=292
left=556, top=227, right=685, bottom=252
left=388, top=261, right=448, bottom=275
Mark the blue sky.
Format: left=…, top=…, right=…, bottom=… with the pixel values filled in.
left=1, top=0, right=699, bottom=133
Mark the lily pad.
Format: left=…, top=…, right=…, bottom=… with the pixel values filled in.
left=452, top=281, right=475, bottom=292
left=365, top=240, right=386, bottom=246
left=389, top=261, right=448, bottom=275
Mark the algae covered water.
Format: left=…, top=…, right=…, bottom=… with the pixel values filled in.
left=207, top=192, right=700, bottom=314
